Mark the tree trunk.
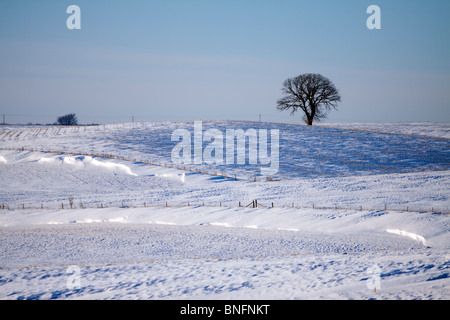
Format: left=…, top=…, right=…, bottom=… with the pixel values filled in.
left=306, top=105, right=315, bottom=126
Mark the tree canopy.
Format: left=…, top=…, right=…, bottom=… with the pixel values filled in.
left=277, top=73, right=341, bottom=126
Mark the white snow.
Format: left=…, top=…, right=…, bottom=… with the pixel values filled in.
left=0, top=121, right=449, bottom=300
left=319, top=122, right=450, bottom=139
left=386, top=229, right=428, bottom=247
left=37, top=155, right=137, bottom=176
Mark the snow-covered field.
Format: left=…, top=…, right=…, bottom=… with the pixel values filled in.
left=0, top=121, right=449, bottom=300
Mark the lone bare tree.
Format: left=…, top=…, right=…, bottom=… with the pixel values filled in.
left=277, top=73, right=341, bottom=126
left=57, top=113, right=78, bottom=125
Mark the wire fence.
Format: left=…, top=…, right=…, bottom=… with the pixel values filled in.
left=1, top=199, right=448, bottom=215
left=1, top=145, right=449, bottom=214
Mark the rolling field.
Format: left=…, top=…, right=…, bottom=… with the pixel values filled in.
left=0, top=121, right=449, bottom=299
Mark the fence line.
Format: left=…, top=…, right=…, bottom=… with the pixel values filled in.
left=1, top=199, right=448, bottom=215
left=1, top=147, right=449, bottom=214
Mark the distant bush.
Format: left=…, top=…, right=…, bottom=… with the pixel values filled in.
left=57, top=113, right=78, bottom=126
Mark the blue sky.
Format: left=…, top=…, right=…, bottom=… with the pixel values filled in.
left=0, top=0, right=449, bottom=124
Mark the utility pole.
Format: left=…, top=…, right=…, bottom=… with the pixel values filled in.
left=259, top=114, right=262, bottom=122
left=2, top=114, right=5, bottom=125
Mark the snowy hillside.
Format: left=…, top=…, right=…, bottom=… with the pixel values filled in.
left=0, top=121, right=449, bottom=300
left=1, top=121, right=449, bottom=181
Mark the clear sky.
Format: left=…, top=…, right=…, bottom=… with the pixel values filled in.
left=0, top=0, right=449, bottom=124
